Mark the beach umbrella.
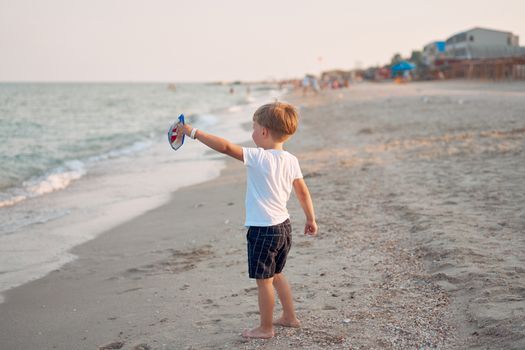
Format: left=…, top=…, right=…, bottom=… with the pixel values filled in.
left=391, top=61, right=416, bottom=72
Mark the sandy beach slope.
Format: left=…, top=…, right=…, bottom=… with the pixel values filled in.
left=1, top=81, right=524, bottom=349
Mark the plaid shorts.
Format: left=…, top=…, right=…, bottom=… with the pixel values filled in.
left=246, top=219, right=292, bottom=279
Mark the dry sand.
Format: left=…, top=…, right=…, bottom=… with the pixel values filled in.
left=1, top=81, right=524, bottom=349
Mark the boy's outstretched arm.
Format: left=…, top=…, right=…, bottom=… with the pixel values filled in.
left=293, top=178, right=318, bottom=236
left=178, top=124, right=243, bottom=162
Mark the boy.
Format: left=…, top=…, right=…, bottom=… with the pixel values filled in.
left=177, top=102, right=317, bottom=339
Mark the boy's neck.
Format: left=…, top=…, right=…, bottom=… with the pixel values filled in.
left=262, top=142, right=284, bottom=151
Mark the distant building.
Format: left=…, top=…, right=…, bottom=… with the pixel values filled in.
left=445, top=27, right=525, bottom=59
left=423, top=41, right=446, bottom=67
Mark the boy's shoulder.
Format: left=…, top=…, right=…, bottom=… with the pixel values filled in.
left=243, top=147, right=300, bottom=167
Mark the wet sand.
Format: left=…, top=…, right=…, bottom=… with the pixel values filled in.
left=1, top=81, right=524, bottom=349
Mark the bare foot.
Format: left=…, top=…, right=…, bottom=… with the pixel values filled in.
left=273, top=316, right=301, bottom=328
left=242, top=326, right=274, bottom=339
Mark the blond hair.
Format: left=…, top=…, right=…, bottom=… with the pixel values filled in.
left=253, top=102, right=299, bottom=142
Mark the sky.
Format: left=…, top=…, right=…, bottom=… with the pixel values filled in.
left=1, top=0, right=524, bottom=82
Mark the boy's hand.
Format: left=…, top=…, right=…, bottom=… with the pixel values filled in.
left=304, top=220, right=318, bottom=236
left=176, top=123, right=193, bottom=137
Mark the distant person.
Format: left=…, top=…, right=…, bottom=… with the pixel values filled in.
left=177, top=102, right=317, bottom=339
left=311, top=76, right=320, bottom=94
left=229, top=86, right=235, bottom=94
left=301, top=76, right=310, bottom=96
left=403, top=70, right=410, bottom=81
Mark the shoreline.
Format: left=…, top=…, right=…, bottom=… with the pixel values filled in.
left=1, top=81, right=524, bottom=349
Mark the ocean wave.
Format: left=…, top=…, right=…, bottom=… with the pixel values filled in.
left=0, top=161, right=87, bottom=208
left=87, top=140, right=152, bottom=162
left=0, top=141, right=153, bottom=208
left=24, top=160, right=86, bottom=196
left=0, top=160, right=86, bottom=208
left=0, top=195, right=26, bottom=208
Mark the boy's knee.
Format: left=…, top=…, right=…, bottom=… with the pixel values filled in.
left=256, top=277, right=274, bottom=286
left=273, top=273, right=283, bottom=280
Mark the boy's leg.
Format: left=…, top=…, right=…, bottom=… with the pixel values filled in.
left=242, top=277, right=275, bottom=339
left=273, top=273, right=301, bottom=327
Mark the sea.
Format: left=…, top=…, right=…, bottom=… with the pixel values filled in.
left=0, top=82, right=283, bottom=302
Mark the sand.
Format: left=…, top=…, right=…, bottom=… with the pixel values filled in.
left=1, top=81, right=524, bottom=349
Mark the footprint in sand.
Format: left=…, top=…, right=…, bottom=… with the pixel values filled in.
left=98, top=341, right=124, bottom=350
left=201, top=298, right=220, bottom=309
left=116, top=287, right=142, bottom=295
left=322, top=305, right=337, bottom=310
left=132, top=344, right=152, bottom=350
left=244, top=287, right=258, bottom=295
left=194, top=318, right=222, bottom=326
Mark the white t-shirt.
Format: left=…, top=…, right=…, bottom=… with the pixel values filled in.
left=242, top=147, right=303, bottom=227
